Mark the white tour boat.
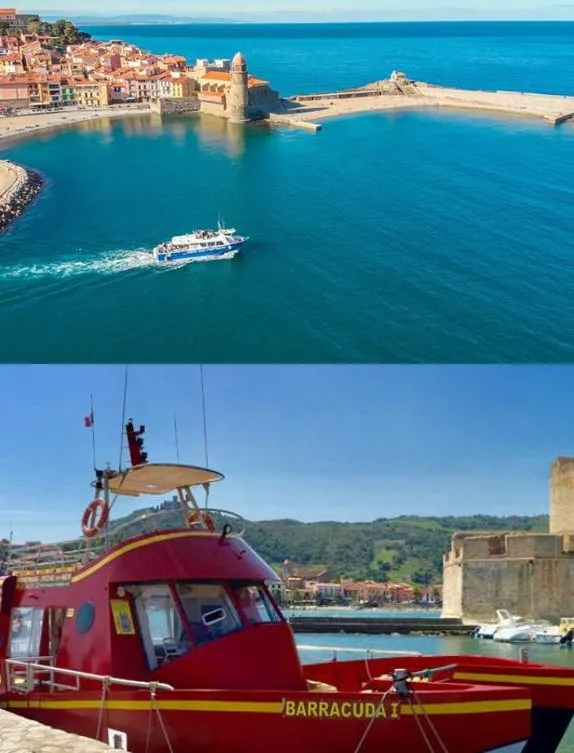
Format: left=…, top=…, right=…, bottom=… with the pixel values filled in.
left=153, top=222, right=248, bottom=264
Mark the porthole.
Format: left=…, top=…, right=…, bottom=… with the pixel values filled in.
left=76, top=602, right=95, bottom=634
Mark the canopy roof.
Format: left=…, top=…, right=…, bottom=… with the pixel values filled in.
left=96, top=463, right=224, bottom=497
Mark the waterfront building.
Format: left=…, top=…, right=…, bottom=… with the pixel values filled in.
left=198, top=51, right=280, bottom=122
left=0, top=74, right=28, bottom=105
left=0, top=8, right=37, bottom=29
left=74, top=81, right=109, bottom=107
left=442, top=457, right=574, bottom=622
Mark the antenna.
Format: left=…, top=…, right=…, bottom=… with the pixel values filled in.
left=174, top=411, right=180, bottom=463
left=199, top=364, right=209, bottom=468
left=90, top=393, right=97, bottom=470
left=118, top=365, right=129, bottom=470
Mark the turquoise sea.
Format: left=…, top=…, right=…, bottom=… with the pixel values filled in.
left=0, top=22, right=573, bottom=362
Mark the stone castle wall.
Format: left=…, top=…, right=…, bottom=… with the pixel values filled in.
left=442, top=458, right=574, bottom=622
left=550, top=457, right=574, bottom=534
left=442, top=528, right=574, bottom=622
left=150, top=97, right=199, bottom=116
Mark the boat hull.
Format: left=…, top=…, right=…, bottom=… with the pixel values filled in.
left=153, top=239, right=246, bottom=264
left=0, top=685, right=532, bottom=753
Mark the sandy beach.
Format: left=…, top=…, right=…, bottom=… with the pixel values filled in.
left=0, top=105, right=152, bottom=143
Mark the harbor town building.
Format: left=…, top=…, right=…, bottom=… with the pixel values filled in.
left=442, top=457, right=574, bottom=623
left=197, top=51, right=279, bottom=122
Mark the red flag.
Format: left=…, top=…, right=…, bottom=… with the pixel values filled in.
left=84, top=413, right=94, bottom=428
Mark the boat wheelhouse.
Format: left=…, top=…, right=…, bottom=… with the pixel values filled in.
left=2, top=420, right=574, bottom=753
left=152, top=222, right=248, bottom=264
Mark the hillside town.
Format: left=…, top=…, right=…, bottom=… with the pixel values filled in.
left=268, top=559, right=442, bottom=608
left=0, top=8, right=280, bottom=120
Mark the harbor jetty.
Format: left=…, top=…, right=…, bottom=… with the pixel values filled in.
left=289, top=614, right=477, bottom=636
left=0, top=708, right=125, bottom=753
left=283, top=71, right=574, bottom=127
left=0, top=159, right=43, bottom=232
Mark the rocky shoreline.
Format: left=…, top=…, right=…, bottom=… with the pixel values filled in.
left=0, top=159, right=44, bottom=233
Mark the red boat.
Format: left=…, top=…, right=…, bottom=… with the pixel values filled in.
left=1, top=419, right=574, bottom=753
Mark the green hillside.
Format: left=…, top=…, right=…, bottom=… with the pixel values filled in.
left=106, top=508, right=548, bottom=585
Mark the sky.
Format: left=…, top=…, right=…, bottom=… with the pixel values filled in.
left=0, top=364, right=572, bottom=543
left=19, top=0, right=574, bottom=20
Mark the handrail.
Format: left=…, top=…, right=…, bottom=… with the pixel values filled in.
left=297, top=644, right=423, bottom=657
left=5, top=658, right=174, bottom=692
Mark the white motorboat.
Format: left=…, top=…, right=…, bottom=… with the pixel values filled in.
left=475, top=609, right=521, bottom=640
left=533, top=626, right=561, bottom=644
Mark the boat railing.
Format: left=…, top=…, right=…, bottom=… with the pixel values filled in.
left=2, top=507, right=248, bottom=575
left=297, top=644, right=423, bottom=661
left=5, top=657, right=175, bottom=695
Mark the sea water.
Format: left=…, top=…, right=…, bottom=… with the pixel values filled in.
left=0, top=22, right=573, bottom=362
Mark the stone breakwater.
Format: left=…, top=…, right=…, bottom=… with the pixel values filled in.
left=0, top=709, right=125, bottom=752
left=0, top=160, right=43, bottom=233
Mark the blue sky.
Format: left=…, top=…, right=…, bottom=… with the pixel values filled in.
left=21, top=1, right=574, bottom=20
left=0, top=365, right=571, bottom=543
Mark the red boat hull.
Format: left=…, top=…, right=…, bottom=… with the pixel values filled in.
left=1, top=684, right=531, bottom=753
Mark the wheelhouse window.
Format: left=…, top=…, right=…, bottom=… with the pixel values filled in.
left=132, top=584, right=189, bottom=671
left=233, top=583, right=282, bottom=624
left=176, top=582, right=241, bottom=645
left=9, top=607, right=43, bottom=658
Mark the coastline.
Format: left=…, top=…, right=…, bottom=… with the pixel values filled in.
left=0, top=160, right=43, bottom=232
left=0, top=105, right=153, bottom=144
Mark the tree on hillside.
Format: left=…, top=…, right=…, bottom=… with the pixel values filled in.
left=0, top=21, right=10, bottom=35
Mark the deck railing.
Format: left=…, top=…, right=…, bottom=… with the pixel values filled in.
left=2, top=507, right=247, bottom=573
left=5, top=657, right=174, bottom=694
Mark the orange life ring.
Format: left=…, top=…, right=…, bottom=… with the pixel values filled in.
left=81, top=498, right=110, bottom=538
left=187, top=509, right=215, bottom=532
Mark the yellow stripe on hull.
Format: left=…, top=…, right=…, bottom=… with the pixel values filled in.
left=454, top=672, right=574, bottom=687
left=2, top=697, right=530, bottom=716
left=71, top=531, right=220, bottom=584
left=402, top=699, right=531, bottom=715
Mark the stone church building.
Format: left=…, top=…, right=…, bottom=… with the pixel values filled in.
left=442, top=457, right=574, bottom=622
left=197, top=51, right=280, bottom=122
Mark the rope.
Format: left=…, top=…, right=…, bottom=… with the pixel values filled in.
left=145, top=696, right=154, bottom=753
left=351, top=688, right=391, bottom=753
left=95, top=676, right=110, bottom=742
left=150, top=684, right=175, bottom=753
left=408, top=696, right=436, bottom=753
left=411, top=688, right=450, bottom=753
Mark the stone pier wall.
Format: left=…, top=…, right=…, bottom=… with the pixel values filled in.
left=0, top=709, right=127, bottom=752
left=150, top=97, right=199, bottom=116
left=0, top=160, right=43, bottom=233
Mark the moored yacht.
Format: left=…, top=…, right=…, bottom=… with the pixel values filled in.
left=153, top=221, right=248, bottom=264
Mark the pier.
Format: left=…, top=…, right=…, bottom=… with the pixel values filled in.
left=283, top=73, right=574, bottom=127
left=0, top=709, right=123, bottom=753
left=289, top=615, right=477, bottom=636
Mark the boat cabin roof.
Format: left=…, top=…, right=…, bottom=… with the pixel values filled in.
left=95, top=463, right=224, bottom=497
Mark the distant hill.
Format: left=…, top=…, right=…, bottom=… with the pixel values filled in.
left=106, top=507, right=549, bottom=585
left=43, top=14, right=237, bottom=25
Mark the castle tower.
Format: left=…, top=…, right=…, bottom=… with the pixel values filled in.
left=228, top=51, right=249, bottom=124
left=550, top=457, right=574, bottom=534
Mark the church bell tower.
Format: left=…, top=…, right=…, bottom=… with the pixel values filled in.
left=228, top=51, right=249, bottom=124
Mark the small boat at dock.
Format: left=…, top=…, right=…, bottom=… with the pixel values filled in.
left=153, top=221, right=248, bottom=264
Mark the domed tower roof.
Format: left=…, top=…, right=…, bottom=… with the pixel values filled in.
left=231, top=51, right=247, bottom=73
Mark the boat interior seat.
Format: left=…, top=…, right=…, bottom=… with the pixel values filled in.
left=306, top=679, right=338, bottom=693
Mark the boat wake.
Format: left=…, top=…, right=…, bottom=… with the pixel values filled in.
left=0, top=248, right=159, bottom=281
